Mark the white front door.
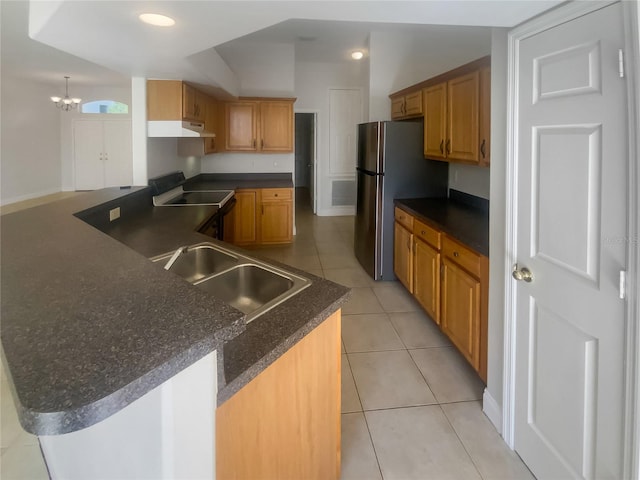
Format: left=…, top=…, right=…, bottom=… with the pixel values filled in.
left=513, top=3, right=628, bottom=479
left=103, top=120, right=132, bottom=188
left=74, top=120, right=104, bottom=190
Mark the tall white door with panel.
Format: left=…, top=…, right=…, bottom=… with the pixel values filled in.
left=74, top=119, right=132, bottom=190
left=513, top=3, right=628, bottom=479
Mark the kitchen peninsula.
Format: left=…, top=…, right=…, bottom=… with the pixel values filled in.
left=0, top=180, right=349, bottom=479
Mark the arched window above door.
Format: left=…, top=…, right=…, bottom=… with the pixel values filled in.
left=81, top=100, right=129, bottom=114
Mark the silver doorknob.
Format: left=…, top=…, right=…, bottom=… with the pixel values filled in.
left=512, top=264, right=533, bottom=282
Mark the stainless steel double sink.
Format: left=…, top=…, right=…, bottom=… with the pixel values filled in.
left=151, top=243, right=311, bottom=323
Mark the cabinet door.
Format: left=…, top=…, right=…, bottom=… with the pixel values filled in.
left=441, top=257, right=481, bottom=370
left=259, top=101, right=293, bottom=152
left=226, top=102, right=257, bottom=151
left=423, top=83, right=447, bottom=160
left=74, top=120, right=105, bottom=190
left=233, top=190, right=257, bottom=245
left=204, top=96, right=219, bottom=154
left=414, top=239, right=440, bottom=324
left=146, top=80, right=182, bottom=120
left=479, top=67, right=491, bottom=166
left=390, top=97, right=405, bottom=119
left=404, top=90, right=423, bottom=116
left=259, top=189, right=293, bottom=244
left=102, top=120, right=133, bottom=188
left=447, top=71, right=479, bottom=163
left=393, top=221, right=414, bottom=293
left=182, top=83, right=198, bottom=121
left=260, top=202, right=293, bottom=244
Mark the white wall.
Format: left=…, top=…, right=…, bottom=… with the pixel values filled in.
left=201, top=153, right=292, bottom=174
left=60, top=85, right=131, bottom=190
left=485, top=27, right=509, bottom=432
left=367, top=27, right=492, bottom=121
left=147, top=138, right=201, bottom=179
left=294, top=61, right=367, bottom=215
left=449, top=163, right=491, bottom=199
left=0, top=76, right=62, bottom=205
left=216, top=42, right=295, bottom=97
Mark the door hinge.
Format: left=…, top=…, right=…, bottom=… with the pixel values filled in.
left=618, top=49, right=625, bottom=78
left=619, top=270, right=627, bottom=299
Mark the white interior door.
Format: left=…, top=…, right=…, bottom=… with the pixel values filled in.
left=103, top=120, right=133, bottom=187
left=74, top=120, right=104, bottom=190
left=513, top=3, right=628, bottom=479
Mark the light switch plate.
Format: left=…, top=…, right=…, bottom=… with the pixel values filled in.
left=109, top=207, right=121, bottom=222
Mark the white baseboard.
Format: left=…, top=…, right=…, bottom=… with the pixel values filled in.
left=482, top=388, right=503, bottom=436
left=0, top=187, right=61, bottom=207
left=317, top=206, right=355, bottom=217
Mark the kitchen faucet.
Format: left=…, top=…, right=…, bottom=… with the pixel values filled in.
left=164, top=245, right=189, bottom=270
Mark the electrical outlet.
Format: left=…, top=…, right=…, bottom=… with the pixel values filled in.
left=109, top=207, right=121, bottom=222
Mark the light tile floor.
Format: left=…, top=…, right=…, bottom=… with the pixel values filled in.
left=0, top=188, right=534, bottom=479
left=257, top=188, right=535, bottom=480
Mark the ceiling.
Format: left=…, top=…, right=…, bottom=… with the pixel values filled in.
left=2, top=1, right=564, bottom=90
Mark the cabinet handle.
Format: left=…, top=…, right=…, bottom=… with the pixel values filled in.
left=439, top=140, right=444, bottom=155
left=446, top=139, right=451, bottom=156
left=421, top=230, right=426, bottom=235
left=275, top=193, right=278, bottom=197
left=453, top=251, right=459, bottom=257
left=480, top=139, right=486, bottom=159
left=261, top=139, right=264, bottom=149
left=253, top=139, right=256, bottom=148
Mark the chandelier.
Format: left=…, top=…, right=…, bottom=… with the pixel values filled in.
left=51, top=76, right=81, bottom=111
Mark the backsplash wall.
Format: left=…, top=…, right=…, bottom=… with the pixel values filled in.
left=147, top=138, right=201, bottom=179
left=201, top=153, right=294, bottom=174
left=448, top=163, right=490, bottom=200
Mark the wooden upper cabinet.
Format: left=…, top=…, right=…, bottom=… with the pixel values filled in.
left=225, top=99, right=294, bottom=153
left=259, top=101, right=293, bottom=152
left=147, top=80, right=208, bottom=123
left=390, top=90, right=423, bottom=120
left=447, top=71, right=479, bottom=163
left=479, top=67, right=491, bottom=166
left=225, top=102, right=258, bottom=151
left=404, top=90, right=423, bottom=116
left=423, top=83, right=447, bottom=160
left=391, top=97, right=405, bottom=119
left=147, top=80, right=183, bottom=120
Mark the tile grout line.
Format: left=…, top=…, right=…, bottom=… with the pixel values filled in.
left=343, top=352, right=385, bottom=479
left=439, top=402, right=487, bottom=480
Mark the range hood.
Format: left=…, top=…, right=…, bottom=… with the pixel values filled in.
left=147, top=120, right=216, bottom=138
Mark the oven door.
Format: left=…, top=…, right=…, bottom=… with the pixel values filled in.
left=197, top=197, right=236, bottom=241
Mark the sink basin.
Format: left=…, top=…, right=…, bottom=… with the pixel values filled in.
left=195, top=264, right=291, bottom=311
left=151, top=243, right=238, bottom=282
left=151, top=242, right=311, bottom=323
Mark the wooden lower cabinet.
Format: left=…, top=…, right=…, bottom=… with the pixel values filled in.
left=259, top=188, right=293, bottom=244
left=393, top=221, right=414, bottom=293
left=230, top=188, right=293, bottom=246
left=393, top=206, right=488, bottom=381
left=441, top=257, right=481, bottom=370
left=216, top=310, right=342, bottom=480
left=232, top=190, right=257, bottom=245
left=414, top=238, right=440, bottom=324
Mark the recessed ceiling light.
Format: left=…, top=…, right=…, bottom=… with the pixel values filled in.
left=139, top=13, right=175, bottom=27
left=351, top=51, right=364, bottom=60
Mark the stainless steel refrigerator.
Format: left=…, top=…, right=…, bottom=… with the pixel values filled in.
left=354, top=121, right=448, bottom=281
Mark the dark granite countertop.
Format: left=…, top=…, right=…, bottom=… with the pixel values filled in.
left=395, top=194, right=489, bottom=256
left=185, top=172, right=294, bottom=191
left=0, top=183, right=348, bottom=435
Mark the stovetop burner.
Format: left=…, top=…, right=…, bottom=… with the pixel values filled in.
left=149, top=171, right=234, bottom=207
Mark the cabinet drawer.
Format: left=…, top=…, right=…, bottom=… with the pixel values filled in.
left=394, top=207, right=414, bottom=231
left=261, top=188, right=292, bottom=202
left=442, top=236, right=481, bottom=278
left=414, top=219, right=441, bottom=250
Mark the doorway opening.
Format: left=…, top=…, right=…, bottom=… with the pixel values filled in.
left=294, top=112, right=317, bottom=214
